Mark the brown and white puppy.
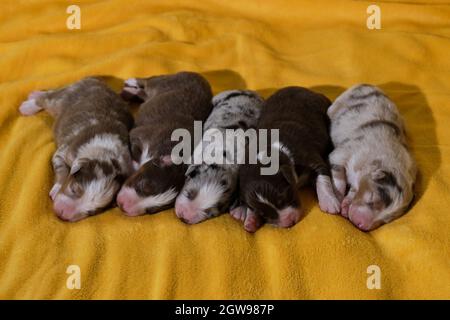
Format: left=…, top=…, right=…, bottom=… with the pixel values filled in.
left=116, top=72, right=213, bottom=216
left=19, top=78, right=134, bottom=222
left=231, top=87, right=340, bottom=233
left=328, top=84, right=417, bottom=231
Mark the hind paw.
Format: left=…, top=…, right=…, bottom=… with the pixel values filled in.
left=230, top=206, right=246, bottom=222
left=19, top=98, right=42, bottom=116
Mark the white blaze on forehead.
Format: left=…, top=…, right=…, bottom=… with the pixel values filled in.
left=76, top=133, right=124, bottom=161
left=255, top=192, right=277, bottom=210
left=179, top=181, right=225, bottom=211
left=78, top=177, right=116, bottom=211
left=123, top=186, right=178, bottom=210
left=139, top=144, right=153, bottom=167
left=55, top=177, right=116, bottom=215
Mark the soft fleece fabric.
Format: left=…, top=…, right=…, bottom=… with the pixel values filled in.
left=0, top=0, right=449, bottom=299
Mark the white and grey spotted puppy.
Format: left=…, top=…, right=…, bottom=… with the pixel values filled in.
left=19, top=78, right=133, bottom=222
left=328, top=84, right=417, bottom=231
left=175, top=90, right=263, bottom=224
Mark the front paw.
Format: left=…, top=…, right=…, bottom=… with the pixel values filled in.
left=316, top=175, right=341, bottom=214
left=230, top=206, right=246, bottom=222
left=243, top=210, right=263, bottom=233
left=318, top=192, right=341, bottom=214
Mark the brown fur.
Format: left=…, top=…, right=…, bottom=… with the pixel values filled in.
left=122, top=72, right=213, bottom=208
left=238, top=86, right=332, bottom=223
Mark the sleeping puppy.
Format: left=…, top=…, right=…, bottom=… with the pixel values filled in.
left=328, top=84, right=416, bottom=231
left=175, top=90, right=263, bottom=224
left=19, top=77, right=134, bottom=222
left=231, top=87, right=340, bottom=233
left=116, top=72, right=213, bottom=216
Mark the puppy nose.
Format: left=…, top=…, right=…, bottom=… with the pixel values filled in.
left=116, top=190, right=135, bottom=214
left=349, top=206, right=374, bottom=231
left=175, top=203, right=198, bottom=224
left=53, top=201, right=76, bottom=221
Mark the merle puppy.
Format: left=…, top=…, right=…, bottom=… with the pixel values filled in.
left=328, top=84, right=416, bottom=231
left=231, top=86, right=339, bottom=232
left=116, top=72, right=213, bottom=215
left=19, top=77, right=134, bottom=222
left=175, top=90, right=263, bottom=224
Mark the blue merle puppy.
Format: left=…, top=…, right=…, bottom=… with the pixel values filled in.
left=175, top=90, right=263, bottom=224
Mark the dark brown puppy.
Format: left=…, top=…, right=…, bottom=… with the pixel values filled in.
left=230, top=86, right=340, bottom=232
left=116, top=72, right=213, bottom=215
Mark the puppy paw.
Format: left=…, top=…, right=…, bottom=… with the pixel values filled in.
left=19, top=98, right=42, bottom=116
left=316, top=175, right=341, bottom=214
left=318, top=192, right=341, bottom=214
left=230, top=206, right=246, bottom=222
left=49, top=183, right=62, bottom=200
left=244, top=210, right=263, bottom=233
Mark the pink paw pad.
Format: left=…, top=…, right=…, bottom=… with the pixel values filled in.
left=230, top=206, right=246, bottom=222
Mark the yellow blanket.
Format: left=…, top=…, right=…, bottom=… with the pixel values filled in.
left=0, top=0, right=449, bottom=299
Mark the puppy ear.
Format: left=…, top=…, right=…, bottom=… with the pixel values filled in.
left=280, top=164, right=298, bottom=186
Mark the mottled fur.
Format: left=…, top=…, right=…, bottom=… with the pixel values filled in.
left=117, top=72, right=213, bottom=216
left=328, top=84, right=417, bottom=231
left=175, top=90, right=263, bottom=224
left=19, top=77, right=133, bottom=221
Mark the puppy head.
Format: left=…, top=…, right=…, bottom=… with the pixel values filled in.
left=243, top=164, right=302, bottom=229
left=53, top=158, right=125, bottom=222
left=347, top=166, right=414, bottom=231
left=117, top=155, right=183, bottom=216
left=175, top=164, right=236, bottom=224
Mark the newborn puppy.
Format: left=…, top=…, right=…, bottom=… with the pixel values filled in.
left=19, top=78, right=134, bottom=222
left=231, top=87, right=339, bottom=233
left=175, top=90, right=263, bottom=224
left=328, top=84, right=416, bottom=231
left=116, top=72, right=213, bottom=216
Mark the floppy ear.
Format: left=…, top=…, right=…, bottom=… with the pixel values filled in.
left=280, top=164, right=298, bottom=186
left=70, top=158, right=87, bottom=175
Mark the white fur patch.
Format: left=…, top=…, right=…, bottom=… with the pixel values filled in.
left=76, top=133, right=123, bottom=161
left=316, top=175, right=340, bottom=214
left=125, top=78, right=138, bottom=87
left=79, top=177, right=116, bottom=212
left=256, top=193, right=277, bottom=210
left=139, top=144, right=153, bottom=166
left=121, top=186, right=177, bottom=212
left=179, top=181, right=225, bottom=211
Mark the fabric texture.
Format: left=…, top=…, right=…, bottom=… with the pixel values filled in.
left=0, top=0, right=449, bottom=299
